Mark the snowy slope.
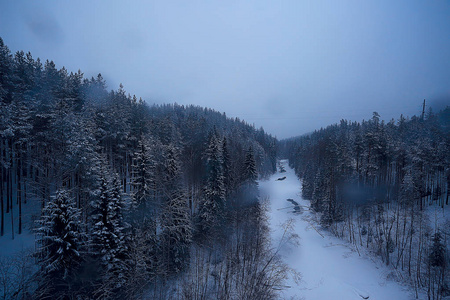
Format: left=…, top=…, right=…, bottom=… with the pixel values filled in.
left=260, top=160, right=417, bottom=300
left=0, top=196, right=38, bottom=257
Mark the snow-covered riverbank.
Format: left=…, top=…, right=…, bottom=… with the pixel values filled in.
left=260, top=159, right=416, bottom=300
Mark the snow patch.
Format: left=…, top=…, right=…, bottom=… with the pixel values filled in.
left=260, top=160, right=416, bottom=300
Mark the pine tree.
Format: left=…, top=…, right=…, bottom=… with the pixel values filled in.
left=35, top=189, right=85, bottom=296
left=160, top=144, right=192, bottom=274
left=429, top=232, right=446, bottom=268
left=91, top=169, right=129, bottom=297
left=91, top=168, right=126, bottom=263
left=301, top=164, right=315, bottom=200
left=311, top=169, right=327, bottom=212
left=222, top=137, right=231, bottom=197
left=65, top=114, right=101, bottom=208
left=198, top=132, right=225, bottom=237
left=131, top=137, right=155, bottom=219
left=243, top=146, right=258, bottom=186
left=239, top=146, right=259, bottom=205
left=0, top=37, right=13, bottom=105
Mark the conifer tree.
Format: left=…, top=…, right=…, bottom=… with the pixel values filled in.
left=92, top=169, right=129, bottom=297
left=35, top=189, right=85, bottom=296
left=222, top=137, right=231, bottom=197
left=429, top=232, right=446, bottom=268
left=91, top=167, right=127, bottom=266
left=160, top=144, right=192, bottom=274
left=198, top=132, right=225, bottom=237
left=131, top=137, right=155, bottom=219
left=239, top=146, right=259, bottom=205
left=243, top=146, right=258, bottom=186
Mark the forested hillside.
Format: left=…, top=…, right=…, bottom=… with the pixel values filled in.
left=2, top=33, right=449, bottom=299
left=282, top=110, right=450, bottom=299
left=0, top=38, right=285, bottom=299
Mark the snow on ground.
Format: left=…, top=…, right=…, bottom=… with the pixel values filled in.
left=260, top=160, right=416, bottom=300
left=0, top=196, right=39, bottom=257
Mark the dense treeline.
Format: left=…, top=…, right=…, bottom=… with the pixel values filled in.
left=0, top=38, right=286, bottom=299
left=282, top=110, right=450, bottom=299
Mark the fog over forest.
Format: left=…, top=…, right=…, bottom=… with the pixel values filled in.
left=1, top=0, right=449, bottom=138
left=0, top=1, right=449, bottom=299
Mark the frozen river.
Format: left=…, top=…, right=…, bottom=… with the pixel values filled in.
left=260, top=160, right=415, bottom=300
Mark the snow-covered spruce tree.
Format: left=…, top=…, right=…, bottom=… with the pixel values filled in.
left=35, top=189, right=85, bottom=297
left=109, top=175, right=127, bottom=255
left=159, top=144, right=192, bottom=275
left=239, top=146, right=259, bottom=205
left=222, top=136, right=231, bottom=197
left=91, top=168, right=129, bottom=298
left=65, top=112, right=102, bottom=211
left=91, top=167, right=113, bottom=256
left=301, top=164, right=315, bottom=200
left=311, top=169, right=327, bottom=212
left=0, top=38, right=14, bottom=106
left=429, top=232, right=446, bottom=268
left=91, top=167, right=128, bottom=279
left=428, top=231, right=448, bottom=299
left=126, top=137, right=160, bottom=295
left=243, top=146, right=258, bottom=186
left=130, top=136, right=156, bottom=220
left=198, top=131, right=226, bottom=239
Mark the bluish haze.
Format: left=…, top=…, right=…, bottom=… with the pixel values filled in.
left=1, top=0, right=449, bottom=138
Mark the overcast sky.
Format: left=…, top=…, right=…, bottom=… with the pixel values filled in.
left=1, top=1, right=449, bottom=139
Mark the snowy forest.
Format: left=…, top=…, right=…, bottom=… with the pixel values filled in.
left=1, top=35, right=450, bottom=300
left=0, top=38, right=288, bottom=299
left=282, top=110, right=450, bottom=299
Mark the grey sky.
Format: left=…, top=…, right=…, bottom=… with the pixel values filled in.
left=1, top=0, right=449, bottom=139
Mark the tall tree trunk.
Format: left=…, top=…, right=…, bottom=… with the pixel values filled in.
left=408, top=205, right=414, bottom=277
left=6, top=166, right=10, bottom=214
left=9, top=167, right=12, bottom=215
left=18, top=156, right=22, bottom=235
left=1, top=164, right=4, bottom=237
left=10, top=167, right=14, bottom=240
